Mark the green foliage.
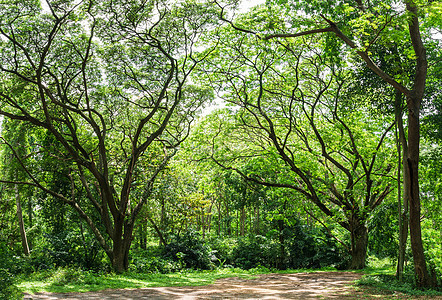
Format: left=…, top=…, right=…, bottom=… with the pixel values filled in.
left=368, top=202, right=399, bottom=258
left=356, top=272, right=442, bottom=296
left=129, top=246, right=182, bottom=274
left=28, top=229, right=107, bottom=272
left=207, top=220, right=348, bottom=270
left=0, top=243, right=22, bottom=300
left=231, top=235, right=278, bottom=269
left=162, top=230, right=214, bottom=270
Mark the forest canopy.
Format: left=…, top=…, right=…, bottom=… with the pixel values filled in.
left=0, top=0, right=441, bottom=296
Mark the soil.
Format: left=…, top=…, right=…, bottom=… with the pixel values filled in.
left=23, top=271, right=441, bottom=299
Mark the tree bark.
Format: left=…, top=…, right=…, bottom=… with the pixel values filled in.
left=395, top=92, right=409, bottom=281
left=349, top=215, right=368, bottom=269
left=406, top=95, right=431, bottom=286
left=15, top=184, right=30, bottom=256
left=404, top=0, right=432, bottom=286
left=240, top=206, right=246, bottom=236
left=111, top=222, right=134, bottom=273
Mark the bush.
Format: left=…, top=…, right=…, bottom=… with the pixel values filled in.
left=29, top=230, right=108, bottom=272
left=226, top=220, right=348, bottom=270
left=130, top=250, right=182, bottom=273
left=231, top=235, right=278, bottom=269
left=206, top=236, right=237, bottom=267
left=0, top=243, right=22, bottom=300
left=162, top=230, right=214, bottom=270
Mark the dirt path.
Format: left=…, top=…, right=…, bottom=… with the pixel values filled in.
left=23, top=272, right=439, bottom=299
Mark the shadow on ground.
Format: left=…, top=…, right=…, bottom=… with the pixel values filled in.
left=23, top=271, right=440, bottom=299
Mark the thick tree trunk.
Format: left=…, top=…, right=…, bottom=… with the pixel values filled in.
left=112, top=250, right=127, bottom=274
left=349, top=217, right=368, bottom=269
left=406, top=97, right=431, bottom=287
left=111, top=238, right=133, bottom=273
left=109, top=217, right=135, bottom=273
left=404, top=0, right=432, bottom=287
left=15, top=184, right=30, bottom=256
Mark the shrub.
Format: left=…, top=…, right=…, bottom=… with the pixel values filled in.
left=0, top=242, right=22, bottom=300
left=29, top=230, right=108, bottom=272
left=206, top=236, right=237, bottom=267
left=162, top=230, right=214, bottom=270
left=130, top=253, right=181, bottom=273
left=231, top=235, right=279, bottom=269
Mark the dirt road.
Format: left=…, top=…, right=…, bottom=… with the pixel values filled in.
left=22, top=271, right=438, bottom=299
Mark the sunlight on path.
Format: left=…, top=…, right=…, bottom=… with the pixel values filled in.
left=22, top=272, right=378, bottom=299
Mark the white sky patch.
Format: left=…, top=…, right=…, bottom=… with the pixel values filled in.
left=239, top=0, right=265, bottom=10
left=41, top=0, right=50, bottom=12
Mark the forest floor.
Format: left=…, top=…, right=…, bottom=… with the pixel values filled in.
left=23, top=271, right=440, bottom=299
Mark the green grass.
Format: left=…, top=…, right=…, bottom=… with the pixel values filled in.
left=19, top=267, right=257, bottom=294
left=353, top=257, right=442, bottom=297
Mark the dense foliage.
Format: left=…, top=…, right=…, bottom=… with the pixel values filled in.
left=0, top=0, right=441, bottom=298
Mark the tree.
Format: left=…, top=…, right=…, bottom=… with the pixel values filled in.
left=213, top=0, right=441, bottom=286
left=191, top=29, right=397, bottom=267
left=0, top=0, right=215, bottom=272
left=0, top=120, right=32, bottom=256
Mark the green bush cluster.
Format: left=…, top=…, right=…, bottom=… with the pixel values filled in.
left=27, top=230, right=109, bottom=273
left=129, top=226, right=347, bottom=273
left=162, top=230, right=215, bottom=270
left=0, top=242, right=22, bottom=300
left=130, top=248, right=183, bottom=273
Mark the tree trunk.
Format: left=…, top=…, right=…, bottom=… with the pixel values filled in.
left=147, top=215, right=167, bottom=247
left=255, top=206, right=260, bottom=235
left=395, top=92, right=409, bottom=281
left=349, top=216, right=368, bottom=269
left=406, top=96, right=431, bottom=287
left=217, top=199, right=221, bottom=236
left=15, top=184, right=30, bottom=256
left=277, top=218, right=285, bottom=269
left=404, top=0, right=432, bottom=287
left=226, top=200, right=231, bottom=236
left=240, top=206, right=246, bottom=236
left=112, top=236, right=133, bottom=273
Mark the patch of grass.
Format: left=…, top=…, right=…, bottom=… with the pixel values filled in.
left=350, top=257, right=442, bottom=298
left=356, top=274, right=442, bottom=297
left=18, top=267, right=258, bottom=294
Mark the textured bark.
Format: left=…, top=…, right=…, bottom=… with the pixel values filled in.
left=406, top=96, right=431, bottom=286
left=349, top=216, right=368, bottom=270
left=404, top=0, right=432, bottom=287
left=111, top=222, right=134, bottom=273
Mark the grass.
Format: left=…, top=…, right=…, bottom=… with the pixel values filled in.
left=354, top=257, right=442, bottom=297
left=19, top=267, right=257, bottom=294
